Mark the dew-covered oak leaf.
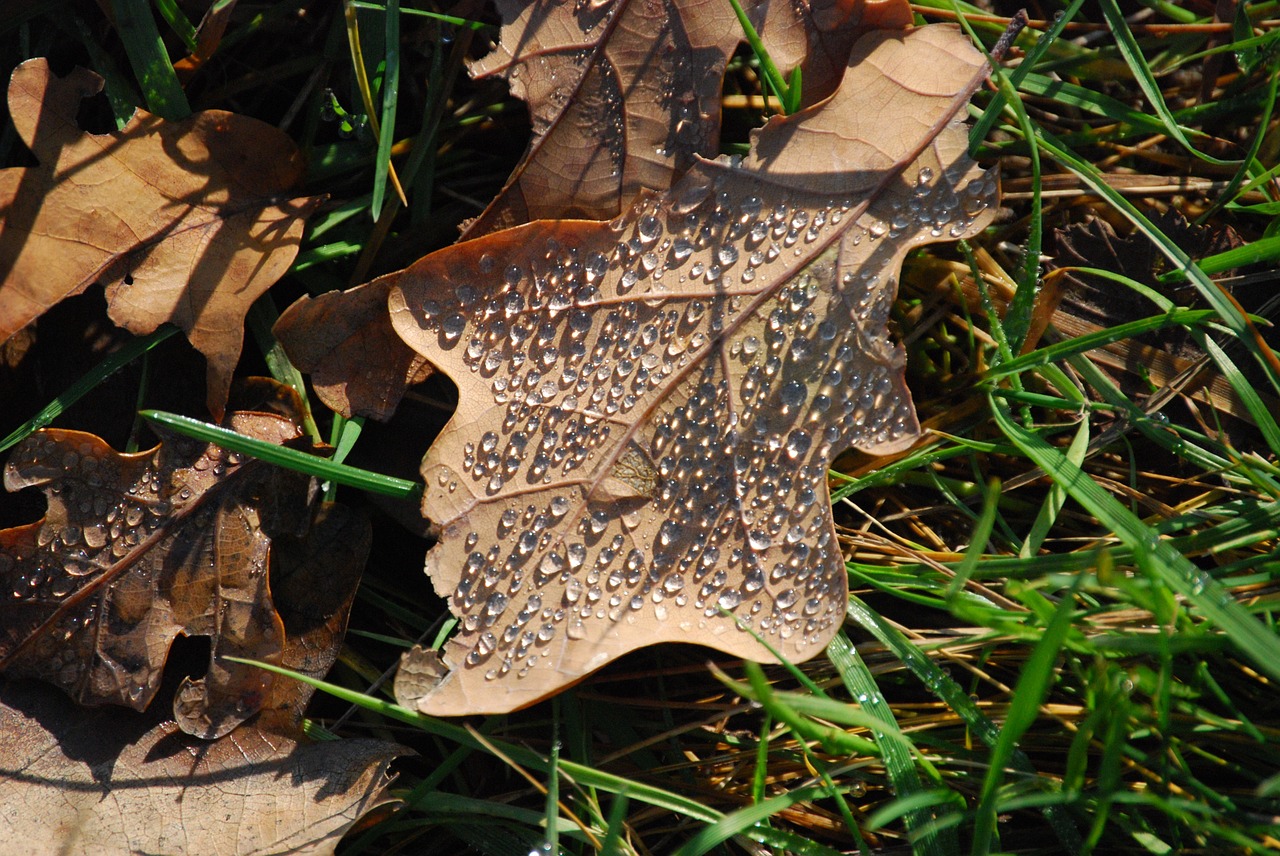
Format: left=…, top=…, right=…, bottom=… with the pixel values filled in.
left=0, top=407, right=362, bottom=739
left=274, top=276, right=433, bottom=421
left=461, top=0, right=890, bottom=239
left=387, top=25, right=998, bottom=715
left=0, top=59, right=321, bottom=418
left=0, top=679, right=401, bottom=856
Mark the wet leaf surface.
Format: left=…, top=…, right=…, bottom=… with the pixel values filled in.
left=388, top=25, right=998, bottom=715
left=0, top=404, right=356, bottom=739
left=458, top=0, right=896, bottom=239
left=0, top=59, right=320, bottom=417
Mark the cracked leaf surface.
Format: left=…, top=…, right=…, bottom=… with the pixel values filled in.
left=389, top=26, right=998, bottom=715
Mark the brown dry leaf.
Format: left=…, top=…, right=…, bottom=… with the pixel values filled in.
left=791, top=0, right=913, bottom=106
left=388, top=25, right=998, bottom=715
left=0, top=409, right=342, bottom=739
left=0, top=677, right=400, bottom=856
left=274, top=277, right=433, bottom=420
left=0, top=59, right=320, bottom=418
left=277, top=0, right=913, bottom=423
left=461, top=0, right=910, bottom=240
left=0, top=500, right=391, bottom=854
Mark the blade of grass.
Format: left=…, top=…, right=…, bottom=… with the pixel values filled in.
left=151, top=0, right=198, bottom=52
left=725, top=0, right=799, bottom=114
left=245, top=296, right=321, bottom=443
left=968, top=0, right=1085, bottom=149
left=827, top=632, right=956, bottom=856
left=846, top=595, right=1084, bottom=851
left=989, top=393, right=1280, bottom=681
left=110, top=0, right=190, bottom=119
left=670, top=782, right=847, bottom=856
left=598, top=791, right=630, bottom=856
left=985, top=307, right=1216, bottom=380
left=970, top=584, right=1077, bottom=855
left=1, top=326, right=180, bottom=454
left=350, top=1, right=487, bottom=29
left=224, top=657, right=848, bottom=854
left=139, top=409, right=422, bottom=499
left=371, top=0, right=400, bottom=220
left=342, top=0, right=407, bottom=215
left=1097, top=0, right=1237, bottom=166
left=1031, top=126, right=1280, bottom=426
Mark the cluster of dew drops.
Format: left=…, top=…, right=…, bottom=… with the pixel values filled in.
left=408, top=156, right=995, bottom=684
left=3, top=434, right=252, bottom=694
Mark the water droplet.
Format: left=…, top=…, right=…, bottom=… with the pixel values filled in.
left=638, top=214, right=661, bottom=243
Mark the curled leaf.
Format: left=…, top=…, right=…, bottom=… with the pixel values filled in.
left=0, top=413, right=319, bottom=738
left=388, top=25, right=998, bottom=715
left=0, top=59, right=320, bottom=417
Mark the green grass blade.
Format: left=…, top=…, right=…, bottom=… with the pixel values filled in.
left=224, top=658, right=719, bottom=817
left=1, top=327, right=180, bottom=454
left=245, top=297, right=321, bottom=443
left=970, top=586, right=1076, bottom=855
left=1159, top=234, right=1280, bottom=281
left=151, top=0, right=198, bottom=52
left=598, top=791, right=630, bottom=855
left=110, top=0, right=190, bottom=119
left=846, top=595, right=1083, bottom=851
left=968, top=0, right=1085, bottom=149
left=725, top=0, right=798, bottom=113
left=371, top=0, right=400, bottom=220
left=985, top=308, right=1216, bottom=380
left=139, top=409, right=422, bottom=499
left=1031, top=127, right=1280, bottom=423
left=989, top=394, right=1280, bottom=681
left=1097, top=0, right=1234, bottom=166
left=350, top=1, right=487, bottom=29
left=670, top=783, right=847, bottom=856
left=827, top=632, right=955, bottom=856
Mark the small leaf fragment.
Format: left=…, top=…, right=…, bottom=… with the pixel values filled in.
left=274, top=276, right=434, bottom=421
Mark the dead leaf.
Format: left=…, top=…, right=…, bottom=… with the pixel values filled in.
left=259, top=502, right=371, bottom=725
left=387, top=25, right=998, bottom=715
left=277, top=0, right=915, bottom=424
left=460, top=0, right=878, bottom=239
left=274, top=276, right=434, bottom=421
left=0, top=411, right=329, bottom=739
left=0, top=58, right=320, bottom=418
left=791, top=0, right=913, bottom=106
left=0, top=488, right=395, bottom=854
left=0, top=677, right=400, bottom=856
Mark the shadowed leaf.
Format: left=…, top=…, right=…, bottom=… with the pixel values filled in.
left=0, top=59, right=321, bottom=418
left=0, top=399, right=362, bottom=739
left=0, top=678, right=400, bottom=856
left=461, top=0, right=756, bottom=238
left=274, top=277, right=434, bottom=421
left=388, top=25, right=997, bottom=715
